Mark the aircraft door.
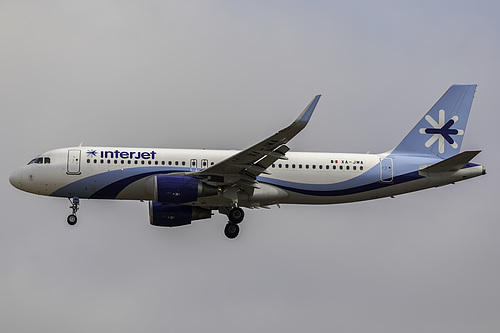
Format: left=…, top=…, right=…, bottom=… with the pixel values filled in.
left=380, top=157, right=393, bottom=183
left=67, top=150, right=81, bottom=175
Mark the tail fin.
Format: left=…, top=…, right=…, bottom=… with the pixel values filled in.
left=392, top=84, right=477, bottom=159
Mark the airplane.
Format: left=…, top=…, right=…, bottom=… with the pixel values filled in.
left=9, top=84, right=485, bottom=239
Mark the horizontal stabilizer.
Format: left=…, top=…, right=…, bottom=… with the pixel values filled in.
left=420, top=150, right=481, bottom=173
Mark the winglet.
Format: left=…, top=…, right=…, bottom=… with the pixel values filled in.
left=295, top=95, right=321, bottom=124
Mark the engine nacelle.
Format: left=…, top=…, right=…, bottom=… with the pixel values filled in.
left=150, top=175, right=218, bottom=204
left=149, top=201, right=212, bottom=227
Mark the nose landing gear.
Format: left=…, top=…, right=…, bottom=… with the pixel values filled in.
left=67, top=196, right=80, bottom=225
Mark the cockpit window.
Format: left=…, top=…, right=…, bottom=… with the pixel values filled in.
left=28, top=157, right=50, bottom=165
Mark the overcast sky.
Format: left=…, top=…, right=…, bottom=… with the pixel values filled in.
left=1, top=1, right=499, bottom=332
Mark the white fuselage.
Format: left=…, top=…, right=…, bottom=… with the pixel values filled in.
left=10, top=146, right=485, bottom=209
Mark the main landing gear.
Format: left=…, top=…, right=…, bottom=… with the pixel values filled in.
left=224, top=207, right=244, bottom=239
left=67, top=196, right=79, bottom=226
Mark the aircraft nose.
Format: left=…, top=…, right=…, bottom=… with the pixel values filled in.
left=9, top=168, right=22, bottom=189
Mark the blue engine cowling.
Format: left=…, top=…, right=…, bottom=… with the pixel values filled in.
left=149, top=201, right=212, bottom=227
left=153, top=175, right=218, bottom=204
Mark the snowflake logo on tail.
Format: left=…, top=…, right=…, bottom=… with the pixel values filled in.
left=419, top=109, right=464, bottom=154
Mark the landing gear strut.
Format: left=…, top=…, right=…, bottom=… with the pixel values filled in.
left=67, top=196, right=79, bottom=225
left=224, top=207, right=245, bottom=239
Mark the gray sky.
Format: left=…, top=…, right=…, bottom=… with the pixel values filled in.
left=1, top=1, right=499, bottom=332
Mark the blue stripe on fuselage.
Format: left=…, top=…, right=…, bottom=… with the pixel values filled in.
left=258, top=162, right=480, bottom=197
left=259, top=171, right=422, bottom=197
left=50, top=167, right=188, bottom=199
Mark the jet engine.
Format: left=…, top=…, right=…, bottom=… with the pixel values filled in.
left=149, top=175, right=218, bottom=204
left=149, top=201, right=212, bottom=227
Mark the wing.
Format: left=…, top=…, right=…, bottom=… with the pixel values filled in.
left=191, top=95, right=321, bottom=192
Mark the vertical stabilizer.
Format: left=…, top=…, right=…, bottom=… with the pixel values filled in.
left=392, top=84, right=477, bottom=159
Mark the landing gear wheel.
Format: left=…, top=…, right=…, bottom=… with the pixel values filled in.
left=67, top=197, right=80, bottom=226
left=67, top=214, right=77, bottom=225
left=228, top=207, right=244, bottom=224
left=224, top=223, right=240, bottom=239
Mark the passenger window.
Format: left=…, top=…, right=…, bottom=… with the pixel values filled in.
left=319, top=165, right=322, bottom=170
left=292, top=164, right=296, bottom=169
left=360, top=166, right=364, bottom=171
left=353, top=166, right=356, bottom=170
left=141, top=161, right=145, bottom=165
left=339, top=165, right=343, bottom=170
left=87, top=159, right=91, bottom=163
left=148, top=161, right=152, bottom=165
left=346, top=166, right=350, bottom=170
left=128, top=160, right=132, bottom=164
left=155, top=161, right=158, bottom=165
left=299, top=164, right=302, bottom=169
left=305, top=165, right=309, bottom=169
left=175, top=161, right=179, bottom=166
left=114, top=160, right=118, bottom=164
left=101, top=159, right=104, bottom=164
left=333, top=165, right=336, bottom=170
left=182, top=161, right=186, bottom=166
left=107, top=160, right=111, bottom=164
left=161, top=161, right=165, bottom=165
left=285, top=164, right=289, bottom=168
left=278, top=164, right=282, bottom=168
left=326, top=165, right=329, bottom=170
left=312, top=165, right=316, bottom=169
left=121, top=160, right=125, bottom=164
left=94, top=159, right=97, bottom=164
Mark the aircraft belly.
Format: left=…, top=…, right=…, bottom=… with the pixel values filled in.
left=188, top=184, right=289, bottom=208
